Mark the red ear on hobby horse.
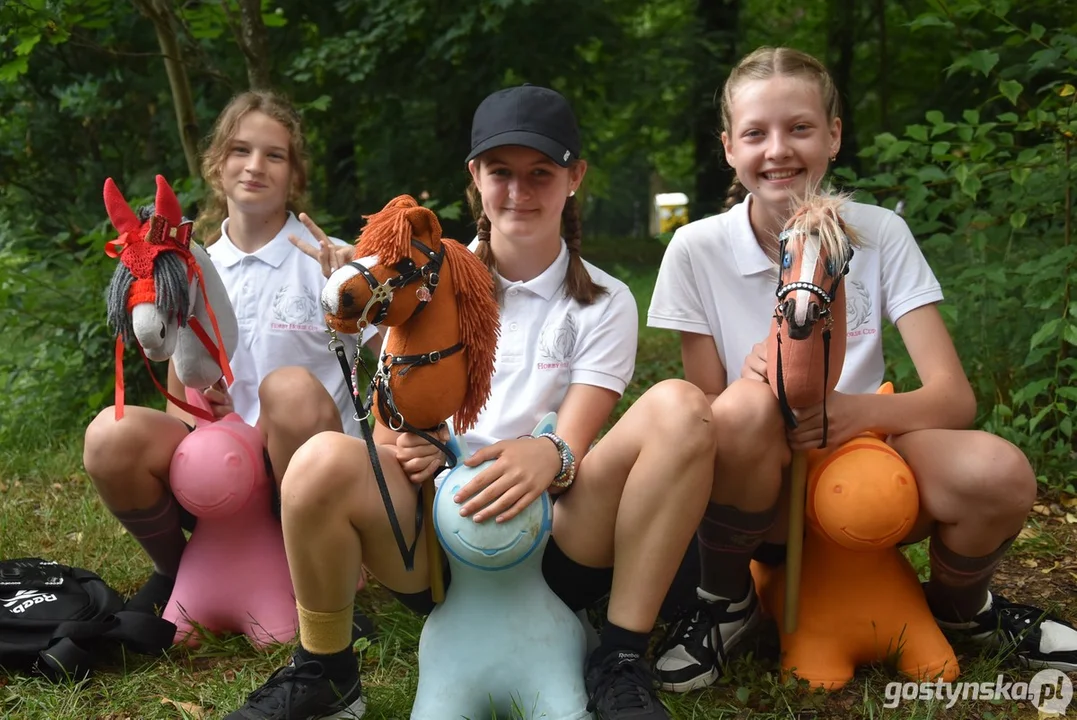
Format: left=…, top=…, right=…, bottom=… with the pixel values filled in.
left=153, top=175, right=185, bottom=230
left=103, top=178, right=140, bottom=235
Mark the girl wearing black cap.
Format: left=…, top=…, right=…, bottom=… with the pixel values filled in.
left=224, top=85, right=714, bottom=720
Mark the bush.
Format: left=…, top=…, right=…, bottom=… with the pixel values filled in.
left=838, top=0, right=1077, bottom=490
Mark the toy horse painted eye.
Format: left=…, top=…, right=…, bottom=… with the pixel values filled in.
left=825, top=257, right=838, bottom=276
left=782, top=251, right=793, bottom=269
left=394, top=258, right=417, bottom=275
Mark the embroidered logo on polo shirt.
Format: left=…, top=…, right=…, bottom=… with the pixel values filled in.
left=537, top=313, right=578, bottom=369
left=845, top=279, right=876, bottom=337
left=270, top=285, right=322, bottom=332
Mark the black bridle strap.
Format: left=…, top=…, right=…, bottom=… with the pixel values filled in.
left=372, top=380, right=458, bottom=466
left=406, top=238, right=443, bottom=321
left=821, top=328, right=831, bottom=445
left=333, top=340, right=425, bottom=570
left=370, top=345, right=462, bottom=466
left=774, top=329, right=797, bottom=430
left=385, top=342, right=464, bottom=377
left=347, top=238, right=445, bottom=326
left=347, top=261, right=392, bottom=326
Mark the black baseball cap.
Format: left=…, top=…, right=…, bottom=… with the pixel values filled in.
left=466, top=84, right=581, bottom=167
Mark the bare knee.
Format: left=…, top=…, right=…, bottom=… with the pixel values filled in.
left=83, top=408, right=126, bottom=482
left=280, top=431, right=362, bottom=517
left=966, top=435, right=1037, bottom=526
left=711, top=380, right=786, bottom=461
left=707, top=380, right=786, bottom=507
left=260, top=367, right=341, bottom=436
left=640, top=379, right=716, bottom=459
left=83, top=407, right=185, bottom=506
left=914, top=432, right=1038, bottom=534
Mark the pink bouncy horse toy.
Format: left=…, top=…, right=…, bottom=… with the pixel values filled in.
left=103, top=175, right=297, bottom=647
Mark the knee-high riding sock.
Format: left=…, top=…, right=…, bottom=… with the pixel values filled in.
left=112, top=492, right=186, bottom=578
left=697, top=502, right=778, bottom=601
left=925, top=531, right=1016, bottom=622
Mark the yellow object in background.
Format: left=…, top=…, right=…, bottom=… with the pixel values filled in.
left=654, top=192, right=689, bottom=235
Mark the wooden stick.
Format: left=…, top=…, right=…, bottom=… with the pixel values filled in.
left=784, top=450, right=808, bottom=633
left=423, top=476, right=445, bottom=603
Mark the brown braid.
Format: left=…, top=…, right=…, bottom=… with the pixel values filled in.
left=466, top=181, right=501, bottom=300
left=562, top=195, right=607, bottom=305
left=724, top=176, right=749, bottom=211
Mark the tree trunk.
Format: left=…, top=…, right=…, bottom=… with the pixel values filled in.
left=235, top=0, right=273, bottom=90
left=132, top=0, right=200, bottom=180
left=692, top=0, right=740, bottom=221
left=828, top=0, right=859, bottom=175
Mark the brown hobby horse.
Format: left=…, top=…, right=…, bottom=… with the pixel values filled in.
left=766, top=189, right=860, bottom=632
left=321, top=195, right=500, bottom=600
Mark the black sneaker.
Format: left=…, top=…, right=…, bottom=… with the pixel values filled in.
left=585, top=650, right=668, bottom=719
left=935, top=592, right=1077, bottom=672
left=124, top=572, right=175, bottom=616
left=224, top=653, right=366, bottom=719
left=653, top=584, right=760, bottom=692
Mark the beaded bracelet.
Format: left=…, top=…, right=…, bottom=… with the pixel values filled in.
left=538, top=432, right=577, bottom=489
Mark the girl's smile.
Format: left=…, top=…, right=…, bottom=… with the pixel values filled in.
left=722, top=74, right=841, bottom=240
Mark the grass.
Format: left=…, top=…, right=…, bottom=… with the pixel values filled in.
left=1, top=454, right=1066, bottom=719
left=2, top=234, right=1074, bottom=719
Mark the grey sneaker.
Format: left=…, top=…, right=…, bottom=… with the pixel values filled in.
left=653, top=585, right=760, bottom=692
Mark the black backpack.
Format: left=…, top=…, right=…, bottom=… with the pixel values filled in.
left=0, top=558, right=176, bottom=681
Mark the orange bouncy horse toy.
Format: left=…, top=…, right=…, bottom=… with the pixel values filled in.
left=320, top=195, right=500, bottom=599
left=755, top=190, right=959, bottom=688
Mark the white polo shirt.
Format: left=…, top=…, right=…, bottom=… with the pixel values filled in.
left=647, top=196, right=943, bottom=394
left=447, top=240, right=639, bottom=453
left=206, top=212, right=363, bottom=436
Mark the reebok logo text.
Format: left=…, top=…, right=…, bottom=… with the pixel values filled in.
left=1, top=589, right=59, bottom=614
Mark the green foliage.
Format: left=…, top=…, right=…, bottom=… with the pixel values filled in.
left=0, top=221, right=113, bottom=447
left=839, top=0, right=1077, bottom=490
left=0, top=0, right=72, bottom=82
left=2, top=0, right=1076, bottom=494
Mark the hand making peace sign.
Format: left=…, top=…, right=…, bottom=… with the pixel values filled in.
left=288, top=212, right=355, bottom=279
